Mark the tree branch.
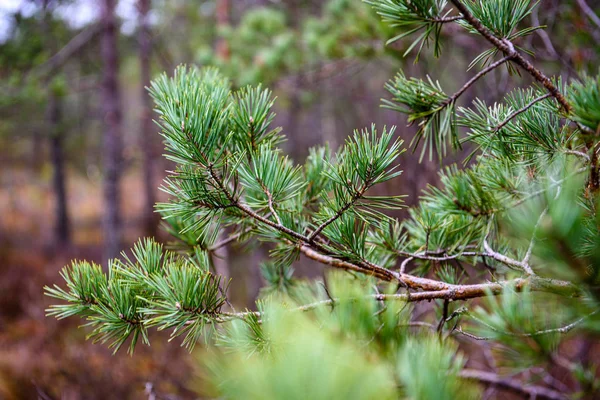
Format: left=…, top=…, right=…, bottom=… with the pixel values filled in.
left=32, top=23, right=102, bottom=78
left=494, top=93, right=552, bottom=132
left=459, top=369, right=568, bottom=400
left=464, top=309, right=599, bottom=339
left=449, top=0, right=571, bottom=112
left=444, top=55, right=513, bottom=106
left=308, top=184, right=368, bottom=241
left=299, top=245, right=580, bottom=299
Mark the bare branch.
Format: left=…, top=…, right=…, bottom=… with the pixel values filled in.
left=464, top=309, right=599, bottom=339
left=299, top=245, right=579, bottom=300
left=32, top=23, right=102, bottom=78
left=494, top=93, right=552, bottom=133
left=459, top=369, right=569, bottom=400
left=444, top=55, right=513, bottom=106
left=483, top=239, right=535, bottom=274
left=207, top=227, right=253, bottom=252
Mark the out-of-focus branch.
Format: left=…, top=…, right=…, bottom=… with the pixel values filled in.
left=459, top=369, right=568, bottom=400
left=577, top=0, right=600, bottom=31
left=32, top=23, right=102, bottom=78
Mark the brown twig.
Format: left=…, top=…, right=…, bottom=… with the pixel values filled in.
left=449, top=0, right=571, bottom=112
left=443, top=55, right=513, bottom=106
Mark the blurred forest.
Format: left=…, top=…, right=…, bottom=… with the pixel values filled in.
left=0, top=0, right=599, bottom=398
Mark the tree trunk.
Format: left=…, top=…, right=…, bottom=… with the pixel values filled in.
left=47, top=92, right=71, bottom=248
left=212, top=0, right=231, bottom=281
left=215, top=0, right=230, bottom=60
left=101, top=0, right=123, bottom=262
left=138, top=0, right=157, bottom=236
left=42, top=0, right=71, bottom=249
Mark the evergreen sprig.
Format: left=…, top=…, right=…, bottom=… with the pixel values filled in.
left=366, top=0, right=458, bottom=59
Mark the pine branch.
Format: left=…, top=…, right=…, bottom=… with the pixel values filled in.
left=444, top=55, right=513, bottom=106
left=299, top=244, right=580, bottom=299
left=494, top=93, right=552, bottom=132
left=449, top=0, right=571, bottom=112
left=484, top=239, right=534, bottom=275
left=308, top=183, right=368, bottom=241
left=207, top=227, right=254, bottom=252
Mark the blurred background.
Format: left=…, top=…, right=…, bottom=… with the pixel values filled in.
left=0, top=0, right=598, bottom=398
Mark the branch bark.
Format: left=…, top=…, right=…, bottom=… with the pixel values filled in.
left=449, top=0, right=571, bottom=112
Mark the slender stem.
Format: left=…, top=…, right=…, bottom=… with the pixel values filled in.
left=308, top=184, right=368, bottom=241
left=399, top=256, right=414, bottom=274
left=428, top=15, right=463, bottom=23
left=223, top=289, right=588, bottom=323
left=257, top=178, right=283, bottom=226
left=465, top=309, right=599, bottom=339
left=444, top=55, right=513, bottom=106
left=449, top=0, right=571, bottom=112
left=494, top=93, right=552, bottom=132
left=564, top=149, right=590, bottom=161
left=207, top=227, right=253, bottom=252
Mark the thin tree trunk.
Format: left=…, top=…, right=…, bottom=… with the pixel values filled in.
left=215, top=0, right=230, bottom=60
left=138, top=0, right=156, bottom=236
left=47, top=92, right=71, bottom=247
left=101, top=0, right=123, bottom=262
left=213, top=0, right=231, bottom=280
left=42, top=0, right=71, bottom=248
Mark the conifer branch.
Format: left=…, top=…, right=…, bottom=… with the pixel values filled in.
left=483, top=238, right=534, bottom=274
left=444, top=55, right=513, bottom=106
left=299, top=244, right=579, bottom=299
left=449, top=0, right=571, bottom=112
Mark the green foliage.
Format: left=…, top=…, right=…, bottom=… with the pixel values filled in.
left=304, top=0, right=389, bottom=60
left=460, top=87, right=567, bottom=164
left=202, top=8, right=300, bottom=86
left=46, top=239, right=226, bottom=353
left=397, top=337, right=478, bottom=400
left=206, top=303, right=398, bottom=400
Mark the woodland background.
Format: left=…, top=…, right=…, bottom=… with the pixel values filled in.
left=0, top=0, right=599, bottom=398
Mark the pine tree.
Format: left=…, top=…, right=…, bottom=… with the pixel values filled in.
left=46, top=1, right=600, bottom=398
